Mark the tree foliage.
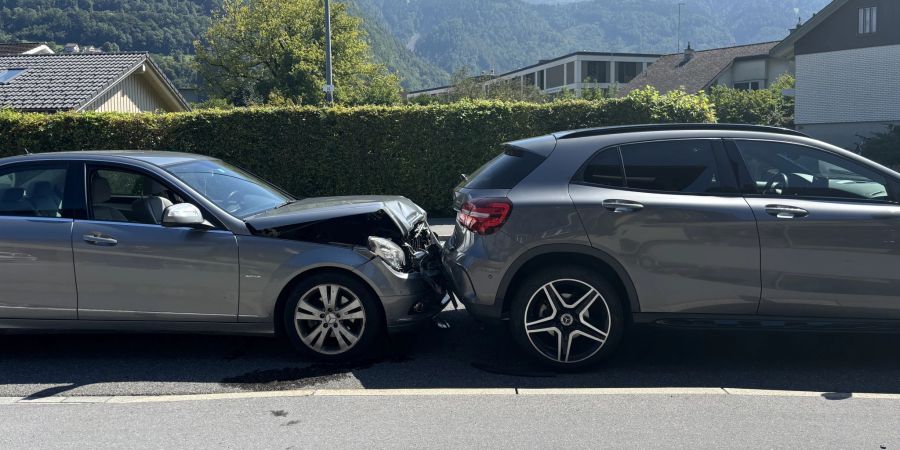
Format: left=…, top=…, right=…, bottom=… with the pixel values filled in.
left=194, top=0, right=400, bottom=106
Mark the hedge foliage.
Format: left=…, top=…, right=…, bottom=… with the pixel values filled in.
left=0, top=88, right=715, bottom=215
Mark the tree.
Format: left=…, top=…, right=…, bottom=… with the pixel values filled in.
left=195, top=0, right=401, bottom=106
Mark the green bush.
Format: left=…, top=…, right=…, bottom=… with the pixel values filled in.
left=709, top=74, right=795, bottom=127
left=860, top=125, right=900, bottom=171
left=0, top=88, right=715, bottom=215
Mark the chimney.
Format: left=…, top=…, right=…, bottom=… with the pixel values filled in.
left=63, top=43, right=80, bottom=54
left=682, top=42, right=695, bottom=63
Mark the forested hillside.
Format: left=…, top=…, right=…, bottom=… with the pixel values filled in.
left=0, top=0, right=830, bottom=92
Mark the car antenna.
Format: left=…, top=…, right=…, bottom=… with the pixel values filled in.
left=22, top=147, right=30, bottom=155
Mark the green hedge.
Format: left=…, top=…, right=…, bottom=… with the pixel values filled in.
left=0, top=88, right=715, bottom=215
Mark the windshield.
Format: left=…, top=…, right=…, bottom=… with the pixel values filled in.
left=166, top=160, right=293, bottom=218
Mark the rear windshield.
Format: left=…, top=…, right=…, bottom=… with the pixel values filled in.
left=461, top=146, right=546, bottom=190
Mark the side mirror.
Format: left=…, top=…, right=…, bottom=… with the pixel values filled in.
left=162, top=203, right=210, bottom=229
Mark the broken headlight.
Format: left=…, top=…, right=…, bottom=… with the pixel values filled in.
left=367, top=236, right=407, bottom=272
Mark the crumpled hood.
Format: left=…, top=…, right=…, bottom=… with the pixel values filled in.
left=244, top=195, right=426, bottom=234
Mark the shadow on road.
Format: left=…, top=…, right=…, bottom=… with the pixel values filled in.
left=2, top=309, right=899, bottom=397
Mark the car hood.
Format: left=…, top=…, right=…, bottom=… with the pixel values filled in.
left=244, top=195, right=427, bottom=234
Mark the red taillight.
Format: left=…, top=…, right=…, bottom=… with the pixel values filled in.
left=457, top=198, right=512, bottom=235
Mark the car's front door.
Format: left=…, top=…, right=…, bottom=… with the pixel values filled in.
left=0, top=161, right=80, bottom=319
left=569, top=139, right=762, bottom=314
left=730, top=139, right=900, bottom=320
left=73, top=164, right=240, bottom=321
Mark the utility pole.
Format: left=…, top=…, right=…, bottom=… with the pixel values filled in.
left=323, top=0, right=335, bottom=103
left=677, top=2, right=685, bottom=52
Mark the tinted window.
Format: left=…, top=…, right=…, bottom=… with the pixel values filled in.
left=581, top=148, right=624, bottom=187
left=462, top=146, right=546, bottom=190
left=735, top=140, right=890, bottom=202
left=620, top=140, right=722, bottom=193
left=0, top=165, right=69, bottom=218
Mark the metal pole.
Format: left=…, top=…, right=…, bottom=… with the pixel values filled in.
left=324, top=0, right=335, bottom=103
left=677, top=2, right=685, bottom=52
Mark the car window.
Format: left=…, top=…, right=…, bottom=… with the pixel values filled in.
left=619, top=140, right=723, bottom=193
left=581, top=148, right=624, bottom=187
left=89, top=168, right=184, bottom=224
left=460, top=146, right=546, bottom=190
left=735, top=140, right=891, bottom=202
left=0, top=165, right=68, bottom=218
left=166, top=160, right=292, bottom=218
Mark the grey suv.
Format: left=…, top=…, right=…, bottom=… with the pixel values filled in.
left=443, top=124, right=900, bottom=370
left=0, top=151, right=445, bottom=361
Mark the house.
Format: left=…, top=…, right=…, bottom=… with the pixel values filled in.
left=621, top=42, right=790, bottom=95
left=0, top=52, right=189, bottom=113
left=0, top=42, right=54, bottom=56
left=406, top=51, right=661, bottom=99
left=771, top=0, right=900, bottom=149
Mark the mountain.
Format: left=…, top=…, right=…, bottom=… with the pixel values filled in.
left=0, top=0, right=831, bottom=93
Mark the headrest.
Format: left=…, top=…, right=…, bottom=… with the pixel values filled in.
left=92, top=177, right=112, bottom=203
left=143, top=178, right=167, bottom=196
left=30, top=181, right=55, bottom=197
left=0, top=187, right=26, bottom=203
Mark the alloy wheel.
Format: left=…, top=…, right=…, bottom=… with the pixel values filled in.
left=523, top=279, right=611, bottom=364
left=294, top=284, right=367, bottom=355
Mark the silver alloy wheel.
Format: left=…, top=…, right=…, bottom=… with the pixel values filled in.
left=294, top=284, right=367, bottom=355
left=523, top=278, right=611, bottom=364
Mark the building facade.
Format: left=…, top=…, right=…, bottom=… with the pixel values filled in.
left=772, top=0, right=900, bottom=149
left=406, top=52, right=660, bottom=99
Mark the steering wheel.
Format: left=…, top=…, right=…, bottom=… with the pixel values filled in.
left=763, top=172, right=789, bottom=195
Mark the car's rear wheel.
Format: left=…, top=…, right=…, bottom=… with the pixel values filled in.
left=510, top=266, right=624, bottom=371
left=283, top=272, right=383, bottom=362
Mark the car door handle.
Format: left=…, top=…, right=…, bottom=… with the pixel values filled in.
left=82, top=233, right=118, bottom=246
left=765, top=205, right=809, bottom=219
left=602, top=199, right=644, bottom=213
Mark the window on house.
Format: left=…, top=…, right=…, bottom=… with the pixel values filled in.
left=859, top=6, right=877, bottom=34
left=582, top=61, right=610, bottom=83
left=537, top=71, right=545, bottom=90
left=546, top=64, right=565, bottom=89
left=615, top=62, right=641, bottom=84
left=0, top=69, right=25, bottom=84
left=734, top=81, right=763, bottom=91
left=566, top=62, right=575, bottom=85
left=524, top=72, right=535, bottom=87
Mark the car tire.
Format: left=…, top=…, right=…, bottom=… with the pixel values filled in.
left=283, top=272, right=384, bottom=362
left=510, top=265, right=624, bottom=371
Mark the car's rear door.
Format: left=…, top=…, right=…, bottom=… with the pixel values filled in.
left=0, top=161, right=81, bottom=319
left=729, top=139, right=900, bottom=319
left=569, top=138, right=762, bottom=314
left=73, top=163, right=240, bottom=322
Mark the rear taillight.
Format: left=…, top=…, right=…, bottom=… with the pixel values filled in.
left=457, top=198, right=512, bottom=235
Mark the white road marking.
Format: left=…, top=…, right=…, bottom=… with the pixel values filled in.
left=3, top=387, right=900, bottom=404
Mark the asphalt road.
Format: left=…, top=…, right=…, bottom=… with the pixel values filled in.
left=2, top=307, right=900, bottom=398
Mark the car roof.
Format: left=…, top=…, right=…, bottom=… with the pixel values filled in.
left=0, top=150, right=217, bottom=167
left=552, top=123, right=807, bottom=140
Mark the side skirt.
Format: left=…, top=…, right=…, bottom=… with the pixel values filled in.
left=0, top=319, right=275, bottom=336
left=632, top=313, right=900, bottom=334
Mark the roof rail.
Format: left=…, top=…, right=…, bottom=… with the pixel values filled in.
left=555, top=123, right=808, bottom=140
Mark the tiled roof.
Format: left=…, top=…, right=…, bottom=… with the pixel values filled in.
left=621, top=42, right=779, bottom=95
left=0, top=42, right=46, bottom=55
left=0, top=52, right=149, bottom=112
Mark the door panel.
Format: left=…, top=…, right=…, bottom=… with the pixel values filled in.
left=747, top=199, right=900, bottom=319
left=572, top=185, right=761, bottom=313
left=0, top=217, right=77, bottom=319
left=570, top=139, right=760, bottom=314
left=73, top=221, right=239, bottom=321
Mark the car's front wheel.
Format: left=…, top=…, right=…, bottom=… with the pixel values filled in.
left=510, top=266, right=624, bottom=371
left=283, top=272, right=383, bottom=362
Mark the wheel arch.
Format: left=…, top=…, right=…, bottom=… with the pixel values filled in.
left=497, top=244, right=640, bottom=319
left=272, top=266, right=387, bottom=338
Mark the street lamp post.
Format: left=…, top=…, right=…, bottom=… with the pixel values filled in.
left=323, top=0, right=335, bottom=103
